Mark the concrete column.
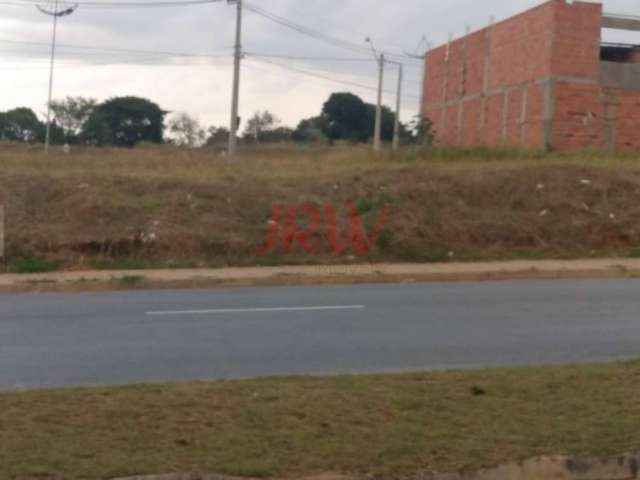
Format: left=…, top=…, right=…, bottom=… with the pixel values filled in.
left=520, top=86, right=529, bottom=147
left=479, top=16, right=494, bottom=142
left=603, top=88, right=618, bottom=154
left=440, top=35, right=452, bottom=143
left=501, top=90, right=510, bottom=146
left=542, top=78, right=557, bottom=151
left=456, top=27, right=469, bottom=146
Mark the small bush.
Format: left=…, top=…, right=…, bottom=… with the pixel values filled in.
left=90, top=257, right=152, bottom=270
left=118, top=275, right=145, bottom=287
left=377, top=230, right=394, bottom=252
left=356, top=197, right=374, bottom=215
left=9, top=257, right=60, bottom=273
left=394, top=246, right=449, bottom=263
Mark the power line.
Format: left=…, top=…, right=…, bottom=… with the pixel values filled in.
left=243, top=2, right=420, bottom=63
left=244, top=52, right=376, bottom=63
left=242, top=51, right=406, bottom=84
left=244, top=2, right=371, bottom=56
left=245, top=51, right=415, bottom=85
left=0, top=45, right=423, bottom=95
left=0, top=54, right=232, bottom=65
left=0, top=48, right=231, bottom=62
left=247, top=56, right=379, bottom=92
left=2, top=57, right=234, bottom=68
left=0, top=38, right=232, bottom=58
left=247, top=55, right=421, bottom=101
left=274, top=2, right=411, bottom=54
left=1, top=0, right=221, bottom=8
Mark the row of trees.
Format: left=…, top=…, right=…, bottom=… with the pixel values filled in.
left=0, top=97, right=164, bottom=147
left=294, top=92, right=408, bottom=143
left=0, top=108, right=51, bottom=143
left=242, top=93, right=417, bottom=145
left=0, top=92, right=431, bottom=148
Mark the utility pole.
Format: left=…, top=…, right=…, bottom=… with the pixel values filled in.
left=368, top=37, right=404, bottom=152
left=393, top=63, right=403, bottom=151
left=227, top=0, right=243, bottom=161
left=374, top=53, right=384, bottom=153
left=36, top=0, right=78, bottom=154
left=367, top=38, right=384, bottom=154
left=403, top=35, right=431, bottom=146
left=405, top=35, right=430, bottom=120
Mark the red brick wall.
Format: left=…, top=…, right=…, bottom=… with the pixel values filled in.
left=504, top=88, right=523, bottom=146
left=422, top=0, right=614, bottom=152
left=487, top=3, right=555, bottom=89
left=552, top=83, right=640, bottom=153
left=550, top=1, right=602, bottom=79
left=552, top=82, right=609, bottom=151
left=524, top=84, right=546, bottom=149
left=463, top=30, right=486, bottom=96
left=423, top=1, right=558, bottom=148
left=483, top=94, right=505, bottom=146
left=611, top=89, right=640, bottom=152
left=424, top=45, right=446, bottom=110
left=460, top=97, right=482, bottom=146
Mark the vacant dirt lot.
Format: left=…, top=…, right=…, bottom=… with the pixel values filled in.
left=2, top=142, right=640, bottom=272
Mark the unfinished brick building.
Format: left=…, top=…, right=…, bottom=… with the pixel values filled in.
left=422, top=0, right=640, bottom=152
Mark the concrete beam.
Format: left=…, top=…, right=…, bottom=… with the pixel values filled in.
left=602, top=15, right=640, bottom=32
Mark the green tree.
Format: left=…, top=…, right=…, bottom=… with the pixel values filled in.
left=82, top=96, right=166, bottom=147
left=205, top=126, right=230, bottom=147
left=319, top=92, right=408, bottom=145
left=259, top=127, right=293, bottom=143
left=49, top=96, right=97, bottom=144
left=167, top=112, right=205, bottom=147
left=0, top=108, right=44, bottom=143
left=409, top=115, right=435, bottom=146
left=321, top=92, right=370, bottom=142
left=365, top=104, right=398, bottom=142
left=292, top=116, right=328, bottom=143
left=243, top=110, right=281, bottom=142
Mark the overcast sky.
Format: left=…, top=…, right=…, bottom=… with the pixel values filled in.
left=1, top=0, right=639, bottom=131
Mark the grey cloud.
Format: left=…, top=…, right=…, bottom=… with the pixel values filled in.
left=2, top=0, right=640, bottom=128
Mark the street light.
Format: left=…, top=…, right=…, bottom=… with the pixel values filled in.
left=36, top=0, right=78, bottom=153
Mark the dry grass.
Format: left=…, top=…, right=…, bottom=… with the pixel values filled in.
left=3, top=142, right=640, bottom=272
left=3, top=360, right=640, bottom=479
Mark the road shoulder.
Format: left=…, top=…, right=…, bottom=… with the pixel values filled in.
left=2, top=258, right=640, bottom=293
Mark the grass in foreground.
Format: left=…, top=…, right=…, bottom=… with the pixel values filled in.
left=3, top=360, right=640, bottom=479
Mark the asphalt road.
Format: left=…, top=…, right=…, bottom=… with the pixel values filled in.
left=1, top=279, right=640, bottom=390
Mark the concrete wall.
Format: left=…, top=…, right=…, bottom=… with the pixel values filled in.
left=601, top=61, right=640, bottom=89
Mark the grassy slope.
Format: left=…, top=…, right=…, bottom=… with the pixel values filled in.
left=3, top=143, right=640, bottom=272
left=3, top=360, right=640, bottom=479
